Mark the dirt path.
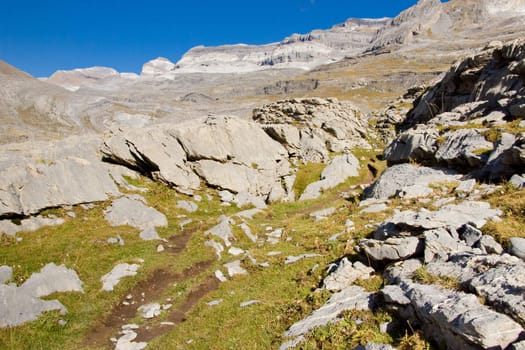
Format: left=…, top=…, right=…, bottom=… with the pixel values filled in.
left=83, top=226, right=218, bottom=349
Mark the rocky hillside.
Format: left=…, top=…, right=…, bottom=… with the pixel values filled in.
left=2, top=38, right=525, bottom=349
left=2, top=1, right=525, bottom=349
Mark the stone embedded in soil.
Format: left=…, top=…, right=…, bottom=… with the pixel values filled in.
left=101, top=263, right=140, bottom=292
left=224, top=260, right=248, bottom=277
left=284, top=286, right=374, bottom=338
left=0, top=263, right=83, bottom=327
left=284, top=254, right=321, bottom=264
left=214, top=270, right=227, bottom=282
left=104, top=197, right=168, bottom=230
left=138, top=303, right=161, bottom=319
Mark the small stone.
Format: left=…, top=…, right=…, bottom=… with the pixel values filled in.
left=206, top=299, right=224, bottom=306
left=509, top=237, right=525, bottom=260
left=224, top=260, right=248, bottom=277
left=360, top=203, right=388, bottom=214
left=140, top=228, right=161, bottom=241
left=138, top=303, right=161, bottom=319
left=160, top=321, right=175, bottom=326
left=58, top=319, right=67, bottom=326
left=66, top=211, right=76, bottom=218
left=240, top=300, right=260, bottom=307
left=285, top=254, right=321, bottom=264
left=455, top=179, right=476, bottom=193
left=458, top=224, right=482, bottom=247
left=228, top=247, right=245, bottom=256
left=156, top=244, right=165, bottom=252
left=122, top=324, right=140, bottom=330
left=215, top=270, right=227, bottom=282
left=478, top=235, right=503, bottom=254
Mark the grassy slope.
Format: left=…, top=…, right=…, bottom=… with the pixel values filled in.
left=0, top=149, right=382, bottom=350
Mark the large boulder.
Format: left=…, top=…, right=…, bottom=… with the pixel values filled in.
left=103, top=116, right=292, bottom=201
left=363, top=164, right=460, bottom=200
left=0, top=136, right=120, bottom=217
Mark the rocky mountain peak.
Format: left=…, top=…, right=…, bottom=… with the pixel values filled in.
left=141, top=57, right=176, bottom=76
left=46, top=66, right=120, bottom=91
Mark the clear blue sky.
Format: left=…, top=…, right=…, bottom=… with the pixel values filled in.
left=1, top=0, right=422, bottom=77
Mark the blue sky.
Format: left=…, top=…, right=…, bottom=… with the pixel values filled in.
left=1, top=0, right=422, bottom=77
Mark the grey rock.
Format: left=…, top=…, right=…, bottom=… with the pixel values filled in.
left=510, top=174, right=525, bottom=188
left=176, top=200, right=198, bottom=213
left=138, top=303, right=161, bottom=319
left=0, top=141, right=120, bottom=217
left=102, top=124, right=201, bottom=191
left=0, top=266, right=12, bottom=284
left=205, top=240, right=224, bottom=259
left=284, top=254, right=321, bottom=264
left=279, top=336, right=306, bottom=350
left=254, top=98, right=369, bottom=162
left=206, top=299, right=224, bottom=306
left=234, top=208, right=262, bottom=220
left=214, top=270, right=227, bottom=282
left=101, top=263, right=140, bottom=292
left=207, top=216, right=234, bottom=247
left=424, top=228, right=473, bottom=263
left=139, top=227, right=161, bottom=241
left=477, top=234, right=503, bottom=254
left=364, top=164, right=460, bottom=200
left=383, top=125, right=439, bottom=164
left=360, top=203, right=389, bottom=214
left=309, top=207, right=336, bottom=221
left=0, top=284, right=67, bottom=328
left=228, top=247, right=245, bottom=256
left=398, top=282, right=523, bottom=350
left=357, top=237, right=423, bottom=262
left=284, top=286, right=374, bottom=337
left=300, top=153, right=360, bottom=200
left=115, top=330, right=147, bottom=350
left=218, top=190, right=235, bottom=203
left=0, top=215, right=65, bottom=236
left=383, top=201, right=501, bottom=233
left=384, top=259, right=422, bottom=284
left=223, top=260, right=248, bottom=277
left=104, top=197, right=167, bottom=230
left=509, top=237, right=525, bottom=260
left=0, top=263, right=83, bottom=327
left=240, top=300, right=260, bottom=308
left=455, top=179, right=476, bottom=193
left=238, top=223, right=257, bottom=242
left=382, top=285, right=410, bottom=305
left=435, top=128, right=493, bottom=170
left=233, top=192, right=267, bottom=209
left=19, top=263, right=83, bottom=297
left=427, top=254, right=525, bottom=326
left=323, top=258, right=375, bottom=291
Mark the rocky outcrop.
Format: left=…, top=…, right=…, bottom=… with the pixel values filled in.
left=103, top=115, right=292, bottom=201
left=384, top=39, right=525, bottom=180
left=0, top=136, right=121, bottom=218
left=253, top=98, right=369, bottom=162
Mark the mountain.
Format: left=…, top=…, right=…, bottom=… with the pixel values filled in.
left=1, top=0, right=525, bottom=145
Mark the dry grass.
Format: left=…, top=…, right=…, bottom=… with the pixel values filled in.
left=483, top=186, right=525, bottom=245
